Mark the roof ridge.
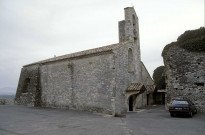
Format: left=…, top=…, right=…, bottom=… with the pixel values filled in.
left=24, top=41, right=129, bottom=67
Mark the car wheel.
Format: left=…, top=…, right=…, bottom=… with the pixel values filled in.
left=189, top=112, right=193, bottom=118
left=170, top=113, right=174, bottom=117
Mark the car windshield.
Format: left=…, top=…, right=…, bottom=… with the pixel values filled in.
left=172, top=100, right=188, bottom=105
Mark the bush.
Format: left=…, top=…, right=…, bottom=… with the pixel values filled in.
left=162, top=27, right=205, bottom=56
left=177, top=27, right=205, bottom=43
left=178, top=35, right=205, bottom=52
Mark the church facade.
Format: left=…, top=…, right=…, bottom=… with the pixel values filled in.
left=15, top=7, right=154, bottom=115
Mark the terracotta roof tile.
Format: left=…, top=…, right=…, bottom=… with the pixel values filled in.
left=127, top=83, right=144, bottom=91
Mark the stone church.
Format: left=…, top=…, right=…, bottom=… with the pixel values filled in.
left=15, top=7, right=154, bottom=115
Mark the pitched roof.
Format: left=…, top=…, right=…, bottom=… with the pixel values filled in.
left=24, top=41, right=129, bottom=67
left=126, top=83, right=145, bottom=91
left=141, top=61, right=154, bottom=82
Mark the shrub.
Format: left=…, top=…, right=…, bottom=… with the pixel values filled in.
left=162, top=27, right=205, bottom=56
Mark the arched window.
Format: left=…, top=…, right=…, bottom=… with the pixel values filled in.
left=128, top=48, right=134, bottom=72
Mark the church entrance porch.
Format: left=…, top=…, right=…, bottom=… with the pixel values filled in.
left=126, top=83, right=146, bottom=112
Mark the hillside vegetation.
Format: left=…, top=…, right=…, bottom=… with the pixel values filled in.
left=162, top=27, right=205, bottom=56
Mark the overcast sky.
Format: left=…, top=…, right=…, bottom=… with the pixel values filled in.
left=0, top=0, right=204, bottom=94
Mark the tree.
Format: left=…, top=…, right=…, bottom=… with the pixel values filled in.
left=153, top=66, right=166, bottom=90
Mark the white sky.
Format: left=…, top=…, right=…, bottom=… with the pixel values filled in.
left=0, top=0, right=204, bottom=94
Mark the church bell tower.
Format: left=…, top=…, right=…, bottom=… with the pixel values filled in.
left=118, top=7, right=141, bottom=66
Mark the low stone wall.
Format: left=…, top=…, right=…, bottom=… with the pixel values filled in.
left=0, top=98, right=14, bottom=105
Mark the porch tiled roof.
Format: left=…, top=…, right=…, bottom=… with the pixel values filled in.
left=127, top=83, right=144, bottom=91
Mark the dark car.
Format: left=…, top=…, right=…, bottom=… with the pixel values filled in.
left=169, top=99, right=197, bottom=117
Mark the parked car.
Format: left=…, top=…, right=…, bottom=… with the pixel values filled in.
left=169, top=99, right=197, bottom=117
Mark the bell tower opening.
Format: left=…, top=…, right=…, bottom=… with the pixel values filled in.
left=132, top=15, right=137, bottom=42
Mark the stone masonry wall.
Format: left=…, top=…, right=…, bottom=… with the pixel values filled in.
left=40, top=61, right=72, bottom=108
left=40, top=52, right=115, bottom=114
left=15, top=64, right=41, bottom=106
left=114, top=41, right=142, bottom=114
left=163, top=45, right=205, bottom=112
left=0, top=98, right=14, bottom=105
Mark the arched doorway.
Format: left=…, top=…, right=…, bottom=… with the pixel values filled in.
left=129, top=95, right=134, bottom=111
left=128, top=94, right=139, bottom=111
